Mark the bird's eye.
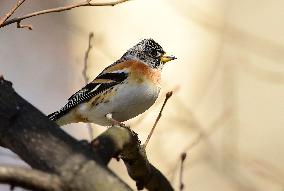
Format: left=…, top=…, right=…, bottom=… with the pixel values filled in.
left=149, top=50, right=162, bottom=58
left=150, top=49, right=157, bottom=57
left=156, top=51, right=162, bottom=58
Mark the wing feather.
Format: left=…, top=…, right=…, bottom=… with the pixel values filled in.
left=48, top=71, right=128, bottom=121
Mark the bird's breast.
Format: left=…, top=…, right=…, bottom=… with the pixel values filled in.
left=111, top=81, right=160, bottom=121
left=85, top=81, right=160, bottom=126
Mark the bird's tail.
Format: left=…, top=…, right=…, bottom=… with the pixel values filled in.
left=48, top=111, right=61, bottom=121
left=48, top=111, right=73, bottom=126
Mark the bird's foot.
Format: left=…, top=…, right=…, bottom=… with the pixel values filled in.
left=105, top=113, right=129, bottom=128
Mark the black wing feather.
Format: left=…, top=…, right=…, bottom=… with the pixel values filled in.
left=48, top=72, right=128, bottom=121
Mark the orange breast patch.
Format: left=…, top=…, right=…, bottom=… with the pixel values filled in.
left=105, top=60, right=161, bottom=85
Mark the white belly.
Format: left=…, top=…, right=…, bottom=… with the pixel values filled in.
left=79, top=82, right=160, bottom=126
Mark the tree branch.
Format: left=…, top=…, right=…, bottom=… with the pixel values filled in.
left=0, top=165, right=62, bottom=191
left=92, top=126, right=174, bottom=191
left=0, top=77, right=132, bottom=191
left=0, top=0, right=131, bottom=29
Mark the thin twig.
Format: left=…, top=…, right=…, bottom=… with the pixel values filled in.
left=0, top=0, right=26, bottom=26
left=83, top=32, right=94, bottom=84
left=83, top=32, right=95, bottom=140
left=143, top=91, right=173, bottom=147
left=16, top=21, right=32, bottom=30
left=179, top=152, right=186, bottom=191
left=0, top=0, right=131, bottom=29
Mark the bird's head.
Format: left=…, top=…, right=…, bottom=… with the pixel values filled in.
left=122, top=39, right=176, bottom=69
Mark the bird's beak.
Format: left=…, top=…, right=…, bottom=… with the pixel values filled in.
left=160, top=54, right=177, bottom=64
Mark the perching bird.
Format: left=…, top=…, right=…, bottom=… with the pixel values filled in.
left=48, top=39, right=176, bottom=126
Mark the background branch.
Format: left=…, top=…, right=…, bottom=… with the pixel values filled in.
left=83, top=32, right=94, bottom=84
left=0, top=165, right=62, bottom=191
left=83, top=32, right=95, bottom=140
left=0, top=0, right=26, bottom=26
left=0, top=0, right=131, bottom=29
left=179, top=153, right=186, bottom=191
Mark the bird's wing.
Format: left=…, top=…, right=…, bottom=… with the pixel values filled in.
left=48, top=69, right=128, bottom=121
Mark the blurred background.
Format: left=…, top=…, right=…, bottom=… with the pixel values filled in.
left=1, top=0, right=284, bottom=190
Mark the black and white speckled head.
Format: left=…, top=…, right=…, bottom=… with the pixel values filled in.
left=120, top=39, right=175, bottom=69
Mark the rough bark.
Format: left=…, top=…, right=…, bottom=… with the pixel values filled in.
left=0, top=78, right=132, bottom=191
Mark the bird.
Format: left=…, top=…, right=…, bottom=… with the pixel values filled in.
left=48, top=38, right=176, bottom=127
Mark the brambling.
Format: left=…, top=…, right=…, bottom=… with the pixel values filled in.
left=48, top=39, right=176, bottom=126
